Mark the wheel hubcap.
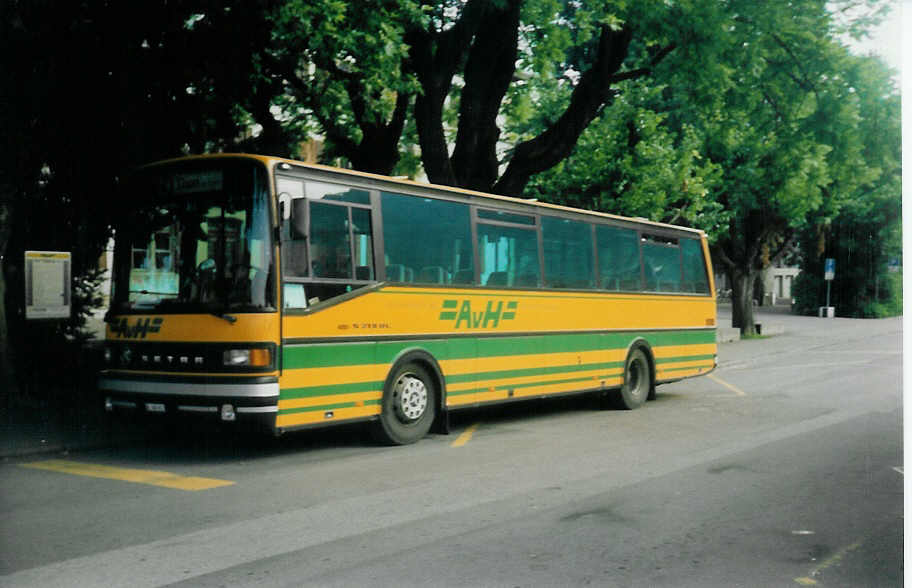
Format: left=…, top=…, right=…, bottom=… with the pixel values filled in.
left=393, top=374, right=428, bottom=422
left=627, top=359, right=644, bottom=398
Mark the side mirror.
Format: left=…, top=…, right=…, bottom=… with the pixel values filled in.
left=278, top=192, right=292, bottom=221
left=291, top=198, right=308, bottom=239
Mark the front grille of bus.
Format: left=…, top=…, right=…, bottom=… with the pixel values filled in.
left=103, top=342, right=276, bottom=373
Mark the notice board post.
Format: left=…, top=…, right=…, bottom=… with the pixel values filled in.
left=25, top=251, right=71, bottom=320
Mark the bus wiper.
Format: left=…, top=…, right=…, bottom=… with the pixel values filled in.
left=202, top=304, right=237, bottom=323
left=211, top=311, right=237, bottom=324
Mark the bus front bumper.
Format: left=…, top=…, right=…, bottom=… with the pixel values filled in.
left=98, top=374, right=278, bottom=431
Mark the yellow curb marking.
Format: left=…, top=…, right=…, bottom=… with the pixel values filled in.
left=707, top=373, right=747, bottom=397
left=794, top=540, right=863, bottom=586
left=21, top=459, right=235, bottom=491
left=450, top=423, right=480, bottom=448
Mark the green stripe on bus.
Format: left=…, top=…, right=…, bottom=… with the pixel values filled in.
left=646, top=331, right=716, bottom=346
left=282, top=329, right=715, bottom=370
left=278, top=400, right=382, bottom=416
left=661, top=364, right=713, bottom=373
left=498, top=373, right=613, bottom=391
left=655, top=354, right=716, bottom=364
left=282, top=380, right=383, bottom=400
left=449, top=372, right=619, bottom=397
left=445, top=360, right=624, bottom=385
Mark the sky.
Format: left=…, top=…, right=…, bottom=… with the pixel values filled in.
left=846, top=1, right=907, bottom=78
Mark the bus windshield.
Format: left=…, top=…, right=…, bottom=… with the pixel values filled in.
left=110, top=159, right=275, bottom=314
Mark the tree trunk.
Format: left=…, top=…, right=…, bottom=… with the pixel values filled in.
left=729, top=267, right=758, bottom=336
left=0, top=199, right=17, bottom=409
left=348, top=91, right=411, bottom=176
left=406, top=0, right=490, bottom=187
left=493, top=26, right=634, bottom=196
left=450, top=0, right=521, bottom=191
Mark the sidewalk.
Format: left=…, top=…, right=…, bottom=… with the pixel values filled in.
left=1, top=304, right=888, bottom=460
left=0, top=405, right=148, bottom=460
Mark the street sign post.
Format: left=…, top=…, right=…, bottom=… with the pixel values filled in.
left=820, top=258, right=835, bottom=318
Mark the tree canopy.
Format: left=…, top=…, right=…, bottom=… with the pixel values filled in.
left=509, top=0, right=900, bottom=332
left=0, top=0, right=901, bottom=402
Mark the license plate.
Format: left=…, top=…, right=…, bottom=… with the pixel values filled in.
left=145, top=403, right=166, bottom=413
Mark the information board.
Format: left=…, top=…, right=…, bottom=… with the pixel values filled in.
left=24, top=250, right=71, bottom=319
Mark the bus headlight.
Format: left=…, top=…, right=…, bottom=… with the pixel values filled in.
left=223, top=348, right=271, bottom=367
left=103, top=346, right=114, bottom=364
left=120, top=345, right=133, bottom=365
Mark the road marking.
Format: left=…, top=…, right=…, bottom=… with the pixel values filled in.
left=20, top=459, right=235, bottom=491
left=707, top=374, right=747, bottom=397
left=450, top=423, right=480, bottom=448
left=794, top=540, right=863, bottom=585
left=814, top=350, right=901, bottom=355
left=726, top=360, right=872, bottom=373
left=893, top=466, right=903, bottom=475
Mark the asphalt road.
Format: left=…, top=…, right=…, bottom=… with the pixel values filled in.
left=0, top=312, right=903, bottom=587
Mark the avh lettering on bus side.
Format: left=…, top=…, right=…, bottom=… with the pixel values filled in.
left=109, top=317, right=164, bottom=339
left=439, top=300, right=517, bottom=329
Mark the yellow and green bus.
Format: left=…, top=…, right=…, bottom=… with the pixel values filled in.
left=99, top=153, right=717, bottom=444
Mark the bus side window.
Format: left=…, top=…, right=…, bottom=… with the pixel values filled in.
left=477, top=223, right=541, bottom=288
left=596, top=225, right=642, bottom=291
left=309, top=202, right=351, bottom=279
left=642, top=235, right=681, bottom=293
left=381, top=192, right=473, bottom=285
left=277, top=177, right=309, bottom=279
left=542, top=216, right=594, bottom=289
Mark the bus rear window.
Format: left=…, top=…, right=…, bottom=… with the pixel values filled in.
left=682, top=238, right=711, bottom=294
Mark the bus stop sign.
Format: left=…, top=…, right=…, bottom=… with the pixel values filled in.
left=824, top=258, right=835, bottom=281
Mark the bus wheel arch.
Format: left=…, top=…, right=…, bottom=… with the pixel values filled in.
left=372, top=349, right=445, bottom=445
left=615, top=340, right=656, bottom=409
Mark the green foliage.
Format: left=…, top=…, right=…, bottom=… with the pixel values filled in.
left=793, top=185, right=902, bottom=318
left=791, top=51, right=901, bottom=319
left=1, top=0, right=902, bottom=410
left=527, top=0, right=881, bottom=331
left=524, top=82, right=726, bottom=235
left=1, top=0, right=272, bottom=404
left=253, top=0, right=427, bottom=169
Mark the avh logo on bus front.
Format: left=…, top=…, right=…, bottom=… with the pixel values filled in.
left=439, top=300, right=517, bottom=329
left=110, top=317, right=164, bottom=339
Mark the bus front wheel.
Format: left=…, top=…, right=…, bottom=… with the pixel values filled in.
left=372, top=361, right=437, bottom=445
left=615, top=348, right=651, bottom=410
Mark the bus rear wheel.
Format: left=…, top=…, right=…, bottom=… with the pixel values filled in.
left=615, top=348, right=651, bottom=410
left=372, top=361, right=437, bottom=445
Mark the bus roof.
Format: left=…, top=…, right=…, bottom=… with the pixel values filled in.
left=144, top=153, right=707, bottom=237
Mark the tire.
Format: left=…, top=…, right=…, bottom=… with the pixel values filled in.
left=615, top=348, right=651, bottom=410
left=372, top=361, right=437, bottom=445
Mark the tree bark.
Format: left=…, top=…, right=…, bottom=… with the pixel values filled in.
left=407, top=0, right=491, bottom=187
left=0, top=198, right=17, bottom=407
left=728, top=266, right=758, bottom=336
left=493, top=29, right=675, bottom=196
left=450, top=0, right=521, bottom=191
left=347, top=90, right=411, bottom=175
